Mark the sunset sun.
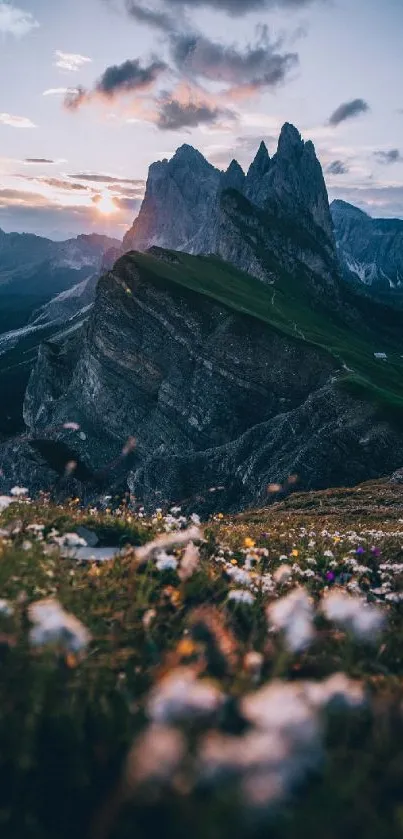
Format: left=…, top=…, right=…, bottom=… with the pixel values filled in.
left=96, top=193, right=118, bottom=215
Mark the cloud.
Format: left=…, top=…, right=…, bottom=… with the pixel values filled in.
left=328, top=98, right=370, bottom=127
left=68, top=172, right=145, bottom=186
left=54, top=51, right=92, bottom=72
left=15, top=174, right=89, bottom=192
left=170, top=29, right=298, bottom=90
left=126, top=0, right=327, bottom=17
left=43, top=87, right=72, bottom=96
left=0, top=112, right=36, bottom=128
left=64, top=58, right=167, bottom=109
left=157, top=97, right=232, bottom=130
left=96, top=58, right=167, bottom=96
left=374, top=149, right=402, bottom=165
left=326, top=159, right=349, bottom=175
left=24, top=158, right=56, bottom=165
left=0, top=2, right=39, bottom=37
left=125, top=0, right=176, bottom=31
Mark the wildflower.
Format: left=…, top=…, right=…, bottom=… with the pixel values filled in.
left=326, top=571, right=335, bottom=582
left=228, top=590, right=255, bottom=606
left=178, top=542, right=200, bottom=581
left=324, top=550, right=334, bottom=558
left=0, top=599, right=13, bottom=617
left=356, top=546, right=365, bottom=555
left=267, top=588, right=314, bottom=652
left=147, top=668, right=224, bottom=723
left=28, top=598, right=91, bottom=652
left=321, top=590, right=384, bottom=640
left=244, top=651, right=263, bottom=682
left=10, top=486, right=29, bottom=497
left=274, top=565, right=292, bottom=584
left=63, top=422, right=80, bottom=431
left=190, top=513, right=201, bottom=526
left=142, top=609, right=157, bottom=630
left=244, top=537, right=256, bottom=549
left=156, top=552, right=178, bottom=572
left=125, top=725, right=186, bottom=791
left=291, top=549, right=299, bottom=558
left=0, top=496, right=16, bottom=512
left=371, top=547, right=381, bottom=557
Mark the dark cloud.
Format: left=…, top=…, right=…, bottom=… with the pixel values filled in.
left=328, top=98, right=370, bottom=126
left=24, top=158, right=55, bottom=164
left=170, top=30, right=298, bottom=89
left=326, top=159, right=349, bottom=175
left=157, top=98, right=231, bottom=130
left=374, top=149, right=402, bottom=165
left=64, top=59, right=167, bottom=109
left=68, top=173, right=145, bottom=186
left=15, top=175, right=89, bottom=192
left=96, top=57, right=167, bottom=97
left=131, top=0, right=327, bottom=17
left=125, top=0, right=176, bottom=31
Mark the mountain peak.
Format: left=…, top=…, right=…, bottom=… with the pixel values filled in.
left=172, top=144, right=212, bottom=167
left=277, top=122, right=303, bottom=158
left=221, top=159, right=245, bottom=192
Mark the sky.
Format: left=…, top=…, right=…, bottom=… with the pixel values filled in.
left=0, top=0, right=402, bottom=240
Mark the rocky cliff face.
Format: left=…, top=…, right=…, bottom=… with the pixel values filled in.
left=1, top=246, right=403, bottom=513
left=331, top=200, right=403, bottom=298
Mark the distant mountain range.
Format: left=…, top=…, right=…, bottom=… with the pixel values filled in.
left=0, top=231, right=120, bottom=435
left=331, top=200, right=403, bottom=302
left=0, top=125, right=402, bottom=511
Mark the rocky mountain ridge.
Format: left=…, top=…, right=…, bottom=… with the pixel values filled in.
left=0, top=123, right=402, bottom=511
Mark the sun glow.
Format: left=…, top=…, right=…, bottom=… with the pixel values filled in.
left=96, top=193, right=118, bottom=215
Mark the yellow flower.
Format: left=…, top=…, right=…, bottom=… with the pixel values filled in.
left=177, top=639, right=197, bottom=657
left=230, top=559, right=238, bottom=566
left=244, top=537, right=256, bottom=549
left=217, top=513, right=224, bottom=520
left=291, top=549, right=299, bottom=558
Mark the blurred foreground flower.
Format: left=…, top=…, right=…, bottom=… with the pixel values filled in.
left=321, top=590, right=384, bottom=640
left=147, top=668, right=224, bottom=724
left=28, top=598, right=91, bottom=652
left=267, top=588, right=314, bottom=652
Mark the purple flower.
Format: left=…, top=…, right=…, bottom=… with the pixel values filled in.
left=326, top=571, right=335, bottom=582
left=371, top=547, right=381, bottom=557
left=356, top=546, right=365, bottom=555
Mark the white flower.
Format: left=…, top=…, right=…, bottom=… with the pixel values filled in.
left=227, top=567, right=252, bottom=587
left=147, top=668, right=224, bottom=723
left=190, top=513, right=201, bottom=526
left=274, top=565, right=292, bottom=584
left=228, top=590, right=255, bottom=605
left=324, top=550, right=334, bottom=558
left=125, top=725, right=186, bottom=790
left=63, top=422, right=80, bottom=431
left=156, top=552, right=178, bottom=572
left=178, top=542, right=200, bottom=581
left=10, top=486, right=29, bottom=497
left=28, top=598, right=91, bottom=651
left=321, top=591, right=384, bottom=640
left=0, top=496, right=16, bottom=512
left=0, top=599, right=13, bottom=617
left=267, top=588, right=314, bottom=652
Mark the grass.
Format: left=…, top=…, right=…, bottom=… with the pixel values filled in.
left=2, top=484, right=403, bottom=838
left=122, top=249, right=403, bottom=417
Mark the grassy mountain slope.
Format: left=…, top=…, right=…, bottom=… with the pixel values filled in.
left=125, top=250, right=403, bottom=416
